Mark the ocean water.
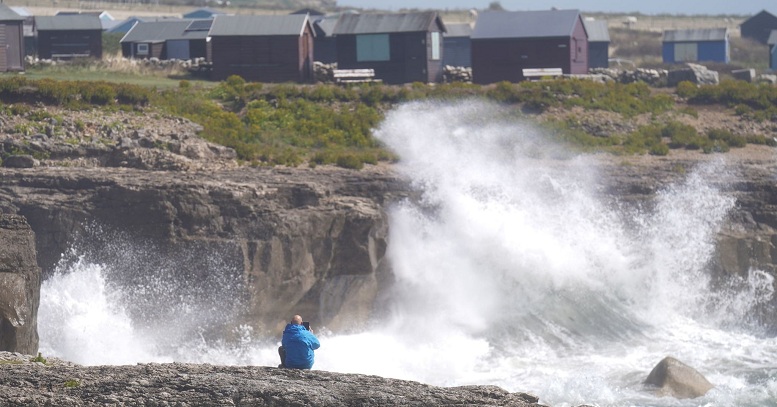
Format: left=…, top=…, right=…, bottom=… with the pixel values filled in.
left=39, top=100, right=777, bottom=406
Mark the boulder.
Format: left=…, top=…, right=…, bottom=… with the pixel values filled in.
left=667, top=63, right=719, bottom=87
left=0, top=215, right=40, bottom=355
left=644, top=356, right=713, bottom=399
left=731, top=68, right=756, bottom=82
left=2, top=155, right=38, bottom=168
left=757, top=74, right=777, bottom=84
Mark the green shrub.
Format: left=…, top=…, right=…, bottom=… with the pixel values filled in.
left=676, top=81, right=698, bottom=98
left=708, top=128, right=746, bottom=148
left=746, top=134, right=777, bottom=146
left=102, top=32, right=123, bottom=56
left=84, top=82, right=117, bottom=105
left=662, top=121, right=700, bottom=148
left=32, top=353, right=47, bottom=364
left=335, top=153, right=364, bottom=170
left=649, top=142, right=670, bottom=156
left=702, top=140, right=730, bottom=153
left=225, top=75, right=246, bottom=88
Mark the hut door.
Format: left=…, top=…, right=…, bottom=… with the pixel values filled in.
left=6, top=25, right=21, bottom=70
left=404, top=34, right=426, bottom=83
left=0, top=24, right=21, bottom=71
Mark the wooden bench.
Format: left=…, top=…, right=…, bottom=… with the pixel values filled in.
left=522, top=68, right=563, bottom=80
left=333, top=69, right=380, bottom=84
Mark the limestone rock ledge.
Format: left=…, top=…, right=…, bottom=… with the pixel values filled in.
left=0, top=215, right=40, bottom=355
left=0, top=353, right=540, bottom=407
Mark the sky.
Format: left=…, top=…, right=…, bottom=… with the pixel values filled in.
left=334, top=0, right=772, bottom=15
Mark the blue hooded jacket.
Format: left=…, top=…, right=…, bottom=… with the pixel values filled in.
left=282, top=323, right=320, bottom=369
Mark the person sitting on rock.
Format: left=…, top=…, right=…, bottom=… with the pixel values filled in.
left=278, top=315, right=320, bottom=369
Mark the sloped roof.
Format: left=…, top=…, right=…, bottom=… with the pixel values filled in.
left=35, top=15, right=102, bottom=31
left=56, top=10, right=114, bottom=21
left=333, top=11, right=445, bottom=35
left=445, top=22, right=472, bottom=38
left=313, top=14, right=340, bottom=37
left=741, top=9, right=777, bottom=26
left=108, top=16, right=182, bottom=33
left=208, top=14, right=310, bottom=36
left=663, top=28, right=728, bottom=42
left=582, top=18, right=609, bottom=42
left=9, top=6, right=31, bottom=17
left=472, top=9, right=580, bottom=39
left=0, top=4, right=24, bottom=21
left=183, top=7, right=226, bottom=19
left=291, top=8, right=324, bottom=16
left=768, top=30, right=777, bottom=45
left=121, top=19, right=212, bottom=43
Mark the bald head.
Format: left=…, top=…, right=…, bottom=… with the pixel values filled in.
left=291, top=315, right=303, bottom=325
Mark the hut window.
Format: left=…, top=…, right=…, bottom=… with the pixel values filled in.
left=137, top=43, right=149, bottom=56
left=356, top=34, right=390, bottom=62
left=431, top=32, right=440, bottom=60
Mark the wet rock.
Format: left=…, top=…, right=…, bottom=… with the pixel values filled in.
left=0, top=216, right=40, bottom=355
left=644, top=356, right=713, bottom=399
left=0, top=356, right=541, bottom=406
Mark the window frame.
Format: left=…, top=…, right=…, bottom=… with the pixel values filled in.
left=356, top=34, right=390, bottom=62
left=431, top=31, right=440, bottom=60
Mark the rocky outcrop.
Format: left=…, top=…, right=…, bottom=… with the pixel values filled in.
left=0, top=107, right=237, bottom=172
left=0, top=352, right=541, bottom=406
left=644, top=356, right=713, bottom=399
left=0, top=215, right=40, bottom=355
left=0, top=165, right=409, bottom=336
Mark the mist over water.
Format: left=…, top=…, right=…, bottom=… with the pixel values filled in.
left=39, top=100, right=777, bottom=406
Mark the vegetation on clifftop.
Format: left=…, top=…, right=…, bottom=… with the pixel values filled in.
left=0, top=75, right=774, bottom=168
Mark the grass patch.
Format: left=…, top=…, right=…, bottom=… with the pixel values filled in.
left=0, top=69, right=769, bottom=167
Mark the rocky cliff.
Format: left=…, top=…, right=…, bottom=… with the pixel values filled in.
left=0, top=214, right=40, bottom=355
left=2, top=106, right=777, bottom=337
left=0, top=164, right=408, bottom=336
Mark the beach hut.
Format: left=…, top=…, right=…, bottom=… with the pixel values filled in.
left=207, top=14, right=315, bottom=83
left=333, top=11, right=446, bottom=84
left=0, top=5, right=25, bottom=71
left=740, top=10, right=777, bottom=44
left=582, top=18, right=610, bottom=69
left=471, top=9, right=588, bottom=83
left=662, top=28, right=729, bottom=64
left=121, top=19, right=210, bottom=60
left=35, top=15, right=102, bottom=60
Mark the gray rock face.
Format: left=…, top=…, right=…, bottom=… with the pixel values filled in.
left=0, top=215, right=40, bottom=355
left=644, top=356, right=713, bottom=399
left=667, top=63, right=719, bottom=86
left=0, top=165, right=409, bottom=334
left=0, top=354, right=541, bottom=406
